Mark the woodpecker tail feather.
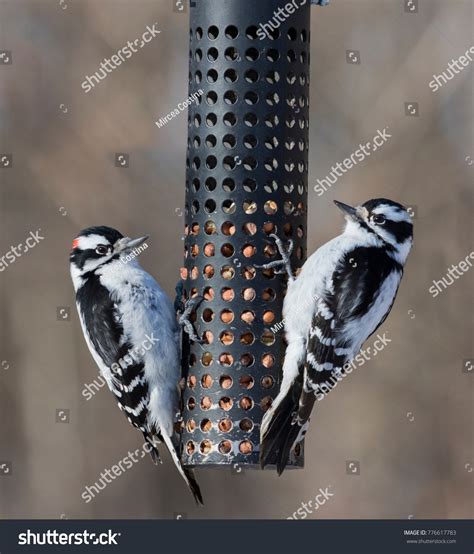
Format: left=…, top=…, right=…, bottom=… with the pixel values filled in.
left=143, top=432, right=162, bottom=465
left=161, top=432, right=204, bottom=506
left=260, top=375, right=306, bottom=475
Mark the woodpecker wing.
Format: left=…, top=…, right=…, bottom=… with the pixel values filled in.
left=76, top=275, right=151, bottom=432
left=274, top=246, right=403, bottom=473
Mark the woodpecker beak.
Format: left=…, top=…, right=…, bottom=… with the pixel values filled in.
left=334, top=201, right=366, bottom=222
left=117, top=235, right=149, bottom=253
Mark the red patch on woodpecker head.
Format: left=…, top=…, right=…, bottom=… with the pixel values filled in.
left=72, top=238, right=80, bottom=250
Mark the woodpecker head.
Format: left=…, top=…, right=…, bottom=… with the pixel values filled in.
left=69, top=226, right=149, bottom=289
left=334, top=199, right=413, bottom=263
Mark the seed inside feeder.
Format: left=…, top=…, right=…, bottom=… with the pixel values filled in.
left=243, top=222, right=257, bottom=235
left=263, top=310, right=276, bottom=324
left=200, top=440, right=212, bottom=454
left=201, top=396, right=212, bottom=410
left=200, top=418, right=212, bottom=432
left=180, top=267, right=188, bottom=280
left=263, top=222, right=275, bottom=235
left=186, top=441, right=195, bottom=455
left=242, top=287, right=256, bottom=301
left=221, top=309, right=234, bottom=324
left=242, top=266, right=256, bottom=280
left=204, top=221, right=217, bottom=235
left=239, top=440, right=253, bottom=454
left=242, top=244, right=256, bottom=257
left=220, top=375, right=233, bottom=389
left=262, top=353, right=275, bottom=368
left=203, top=286, right=214, bottom=301
left=221, top=243, right=235, bottom=257
left=204, top=243, right=215, bottom=256
left=264, top=244, right=276, bottom=258
left=241, top=310, right=255, bottom=324
left=261, top=375, right=274, bottom=388
left=239, top=375, right=254, bottom=389
left=218, top=418, right=232, bottom=432
left=203, top=264, right=215, bottom=278
left=261, top=330, right=275, bottom=346
left=240, top=331, right=254, bottom=345
left=221, top=266, right=235, bottom=280
left=219, top=352, right=234, bottom=366
left=219, top=396, right=233, bottom=411
left=222, top=221, right=236, bottom=235
left=221, top=287, right=235, bottom=302
left=202, top=330, right=214, bottom=344
left=186, top=419, right=197, bottom=432
left=201, top=374, right=213, bottom=388
left=260, top=396, right=273, bottom=411
left=220, top=331, right=234, bottom=345
left=219, top=440, right=232, bottom=454
left=239, top=418, right=253, bottom=431
left=202, top=352, right=213, bottom=366
left=188, top=375, right=197, bottom=389
left=239, top=396, right=253, bottom=410
left=262, top=288, right=276, bottom=301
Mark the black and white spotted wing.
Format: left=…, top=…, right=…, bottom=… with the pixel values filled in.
left=76, top=274, right=151, bottom=433
left=297, top=246, right=403, bottom=426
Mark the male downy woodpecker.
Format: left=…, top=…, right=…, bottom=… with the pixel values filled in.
left=260, top=199, right=413, bottom=474
left=70, top=226, right=203, bottom=504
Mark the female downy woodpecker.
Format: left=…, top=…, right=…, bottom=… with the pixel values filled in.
left=70, top=226, right=203, bottom=504
left=260, top=199, right=414, bottom=474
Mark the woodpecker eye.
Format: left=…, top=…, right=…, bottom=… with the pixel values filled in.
left=96, top=245, right=109, bottom=255
left=373, top=214, right=386, bottom=225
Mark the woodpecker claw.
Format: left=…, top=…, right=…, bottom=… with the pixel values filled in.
left=179, top=296, right=204, bottom=343
left=256, top=234, right=294, bottom=280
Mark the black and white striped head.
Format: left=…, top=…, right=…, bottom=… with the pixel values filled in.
left=335, top=199, right=413, bottom=263
left=70, top=226, right=148, bottom=289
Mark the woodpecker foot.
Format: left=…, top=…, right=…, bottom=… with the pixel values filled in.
left=174, top=281, right=185, bottom=314
left=256, top=234, right=294, bottom=280
left=179, top=296, right=205, bottom=343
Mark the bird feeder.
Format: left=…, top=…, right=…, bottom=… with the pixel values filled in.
left=180, top=0, right=317, bottom=469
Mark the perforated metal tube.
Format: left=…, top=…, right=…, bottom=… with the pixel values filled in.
left=181, top=0, right=310, bottom=468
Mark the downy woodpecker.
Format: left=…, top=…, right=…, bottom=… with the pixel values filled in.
left=70, top=226, right=203, bottom=504
left=260, top=199, right=413, bottom=474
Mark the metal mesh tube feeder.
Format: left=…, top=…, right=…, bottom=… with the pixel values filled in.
left=181, top=0, right=314, bottom=469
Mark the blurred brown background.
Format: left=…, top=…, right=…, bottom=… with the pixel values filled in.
left=0, top=0, right=472, bottom=519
